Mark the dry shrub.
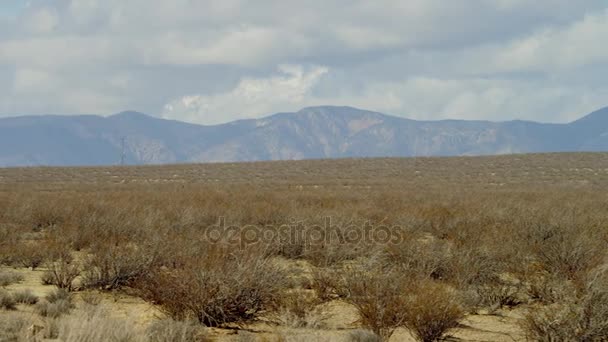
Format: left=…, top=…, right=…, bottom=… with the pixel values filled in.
left=0, top=290, right=17, bottom=310
left=341, top=268, right=463, bottom=341
left=81, top=241, right=157, bottom=290
left=147, top=319, right=206, bottom=342
left=311, top=267, right=347, bottom=302
left=42, top=256, right=80, bottom=291
left=12, top=289, right=39, bottom=305
left=80, top=292, right=103, bottom=306
left=11, top=241, right=47, bottom=270
left=36, top=289, right=74, bottom=318
left=404, top=281, right=464, bottom=342
left=275, top=291, right=324, bottom=328
left=522, top=266, right=608, bottom=341
left=136, top=245, right=286, bottom=327
left=446, top=247, right=505, bottom=289
left=0, top=314, right=30, bottom=341
left=341, top=268, right=411, bottom=340
left=0, top=271, right=24, bottom=287
left=528, top=224, right=605, bottom=281
left=0, top=226, right=22, bottom=266
left=476, top=285, right=521, bottom=313
left=525, top=273, right=574, bottom=305
left=46, top=288, right=72, bottom=303
left=36, top=300, right=73, bottom=318
left=384, top=235, right=451, bottom=280
left=25, top=197, right=72, bottom=230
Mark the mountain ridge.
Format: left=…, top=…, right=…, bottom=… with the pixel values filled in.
left=0, top=105, right=607, bottom=167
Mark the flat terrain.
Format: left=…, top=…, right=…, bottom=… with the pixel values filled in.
left=1, top=153, right=607, bottom=341
left=2, top=152, right=608, bottom=190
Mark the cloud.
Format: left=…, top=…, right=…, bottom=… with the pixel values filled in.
left=162, top=65, right=328, bottom=124
left=0, top=0, right=607, bottom=122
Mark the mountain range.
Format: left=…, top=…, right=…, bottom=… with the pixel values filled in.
left=1, top=105, right=608, bottom=167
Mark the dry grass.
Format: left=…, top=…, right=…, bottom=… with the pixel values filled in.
left=51, top=305, right=144, bottom=342
left=0, top=290, right=17, bottom=310
left=0, top=271, right=24, bottom=287
left=146, top=319, right=206, bottom=342
left=521, top=266, right=608, bottom=341
left=12, top=289, right=39, bottom=305
left=0, top=313, right=29, bottom=341
left=0, top=153, right=607, bottom=340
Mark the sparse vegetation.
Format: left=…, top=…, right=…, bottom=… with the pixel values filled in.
left=0, top=153, right=607, bottom=340
left=42, top=256, right=80, bottom=291
left=146, top=319, right=205, bottom=342
left=36, top=288, right=74, bottom=318
left=0, top=271, right=24, bottom=287
left=12, top=289, right=39, bottom=305
left=135, top=245, right=286, bottom=326
left=52, top=306, right=144, bottom=342
left=0, top=290, right=17, bottom=310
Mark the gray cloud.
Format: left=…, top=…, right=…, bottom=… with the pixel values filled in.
left=0, top=0, right=607, bottom=123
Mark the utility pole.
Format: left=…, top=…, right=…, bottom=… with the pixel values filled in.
left=120, top=137, right=126, bottom=166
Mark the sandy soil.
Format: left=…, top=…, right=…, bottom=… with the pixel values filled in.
left=1, top=265, right=526, bottom=341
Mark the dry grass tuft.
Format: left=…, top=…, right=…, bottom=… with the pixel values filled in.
left=12, top=289, right=39, bottom=305
left=146, top=318, right=206, bottom=342
left=54, top=305, right=145, bottom=342
left=0, top=290, right=17, bottom=310
left=0, top=271, right=24, bottom=287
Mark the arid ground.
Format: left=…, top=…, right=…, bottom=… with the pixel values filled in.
left=1, top=153, right=608, bottom=341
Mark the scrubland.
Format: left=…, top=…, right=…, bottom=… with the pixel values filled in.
left=1, top=153, right=608, bottom=341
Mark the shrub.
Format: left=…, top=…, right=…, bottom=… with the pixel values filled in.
left=12, top=242, right=47, bottom=270
left=384, top=235, right=451, bottom=280
left=341, top=268, right=411, bottom=340
left=529, top=225, right=604, bottom=281
left=311, top=267, right=347, bottom=301
left=36, top=289, right=74, bottom=318
left=525, top=273, right=574, bottom=305
left=46, top=288, right=72, bottom=303
left=135, top=245, right=286, bottom=327
left=0, top=315, right=29, bottom=341
left=472, top=282, right=524, bottom=313
left=35, top=299, right=73, bottom=318
left=80, top=292, right=103, bottom=306
left=0, top=290, right=17, bottom=310
left=0, top=271, right=24, bottom=287
left=42, top=257, right=80, bottom=291
left=275, top=291, right=324, bottom=328
left=341, top=268, right=463, bottom=341
left=12, top=289, right=39, bottom=305
left=522, top=267, right=608, bottom=341
left=81, top=242, right=156, bottom=291
left=403, top=281, right=464, bottom=342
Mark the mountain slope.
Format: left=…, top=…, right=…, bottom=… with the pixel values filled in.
left=0, top=106, right=606, bottom=166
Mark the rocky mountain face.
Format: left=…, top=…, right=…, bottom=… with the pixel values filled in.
left=1, top=106, right=607, bottom=166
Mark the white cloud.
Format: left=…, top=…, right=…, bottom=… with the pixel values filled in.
left=21, top=6, right=59, bottom=34
left=489, top=9, right=608, bottom=72
left=0, top=0, right=607, bottom=122
left=162, top=65, right=328, bottom=124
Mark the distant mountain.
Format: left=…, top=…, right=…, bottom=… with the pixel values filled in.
left=1, top=106, right=607, bottom=167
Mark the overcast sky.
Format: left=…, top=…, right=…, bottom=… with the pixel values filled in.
left=1, top=0, right=607, bottom=124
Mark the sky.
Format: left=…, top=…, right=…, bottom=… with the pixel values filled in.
left=0, top=1, right=607, bottom=125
